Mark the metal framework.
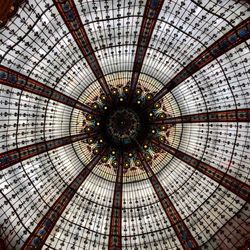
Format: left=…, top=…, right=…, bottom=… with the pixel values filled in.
left=53, top=0, right=112, bottom=100
left=151, top=108, right=250, bottom=125
left=0, top=65, right=97, bottom=114
left=0, top=132, right=95, bottom=170
left=151, top=139, right=250, bottom=202
left=108, top=154, right=123, bottom=250
left=128, top=0, right=164, bottom=102
left=137, top=151, right=199, bottom=249
left=21, top=149, right=106, bottom=249
left=145, top=17, right=250, bottom=108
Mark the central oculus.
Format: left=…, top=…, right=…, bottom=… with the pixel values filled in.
left=106, top=108, right=141, bottom=146
left=78, top=83, right=174, bottom=174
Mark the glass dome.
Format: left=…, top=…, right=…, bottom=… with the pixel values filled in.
left=0, top=0, right=249, bottom=249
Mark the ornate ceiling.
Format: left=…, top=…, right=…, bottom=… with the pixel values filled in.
left=0, top=0, right=249, bottom=249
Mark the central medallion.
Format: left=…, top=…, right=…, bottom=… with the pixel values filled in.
left=106, top=108, right=141, bottom=146
left=75, top=79, right=176, bottom=175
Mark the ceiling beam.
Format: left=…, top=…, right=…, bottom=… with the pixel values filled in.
left=21, top=148, right=106, bottom=249
left=108, top=154, right=123, bottom=250
left=151, top=139, right=250, bottom=202
left=137, top=150, right=199, bottom=249
left=53, top=0, right=113, bottom=101
left=144, top=17, right=250, bottom=109
left=0, top=65, right=97, bottom=114
left=151, top=108, right=250, bottom=125
left=0, top=132, right=96, bottom=170
left=128, top=0, right=164, bottom=103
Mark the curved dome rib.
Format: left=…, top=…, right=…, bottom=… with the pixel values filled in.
left=53, top=0, right=113, bottom=101
left=0, top=132, right=96, bottom=170
left=108, top=153, right=123, bottom=250
left=151, top=138, right=250, bottom=202
left=0, top=65, right=97, bottom=114
left=128, top=0, right=164, bottom=103
left=151, top=108, right=250, bottom=124
left=145, top=17, right=250, bottom=109
left=21, top=148, right=106, bottom=249
left=137, top=150, right=199, bottom=249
